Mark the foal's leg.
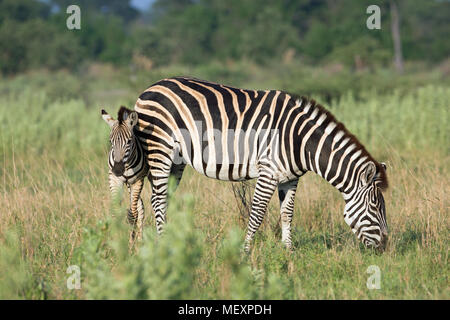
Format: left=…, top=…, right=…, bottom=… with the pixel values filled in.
left=127, top=178, right=145, bottom=246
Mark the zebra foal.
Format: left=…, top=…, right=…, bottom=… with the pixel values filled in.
left=101, top=106, right=149, bottom=245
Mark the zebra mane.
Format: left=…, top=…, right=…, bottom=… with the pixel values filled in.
left=291, top=94, right=388, bottom=190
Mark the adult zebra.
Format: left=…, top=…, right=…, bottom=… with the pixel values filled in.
left=102, top=107, right=149, bottom=245
left=133, top=76, right=389, bottom=252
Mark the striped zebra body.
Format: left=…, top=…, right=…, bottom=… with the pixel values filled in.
left=102, top=107, right=149, bottom=246
left=133, top=77, right=388, bottom=251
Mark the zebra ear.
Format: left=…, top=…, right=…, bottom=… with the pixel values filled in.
left=381, top=162, right=387, bottom=171
left=125, top=111, right=138, bottom=128
left=362, top=162, right=377, bottom=186
left=101, top=109, right=116, bottom=128
left=118, top=106, right=137, bottom=127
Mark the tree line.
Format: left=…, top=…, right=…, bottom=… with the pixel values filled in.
left=0, top=0, right=449, bottom=75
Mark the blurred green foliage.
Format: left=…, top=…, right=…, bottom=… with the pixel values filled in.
left=73, top=179, right=203, bottom=299
left=0, top=0, right=449, bottom=75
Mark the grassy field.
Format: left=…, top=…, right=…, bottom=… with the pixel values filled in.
left=0, top=66, right=448, bottom=299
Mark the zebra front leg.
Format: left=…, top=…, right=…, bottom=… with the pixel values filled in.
left=278, top=179, right=299, bottom=251
left=109, top=171, right=124, bottom=207
left=127, top=178, right=145, bottom=246
left=244, top=172, right=278, bottom=253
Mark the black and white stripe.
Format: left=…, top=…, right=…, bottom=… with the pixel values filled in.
left=133, top=77, right=389, bottom=251
left=102, top=107, right=149, bottom=245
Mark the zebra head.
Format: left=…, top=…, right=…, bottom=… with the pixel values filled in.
left=344, top=161, right=388, bottom=251
left=101, top=106, right=139, bottom=177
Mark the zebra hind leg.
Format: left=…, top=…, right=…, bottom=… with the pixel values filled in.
left=150, top=163, right=185, bottom=235
left=244, top=171, right=278, bottom=253
left=278, top=179, right=299, bottom=251
left=136, top=196, right=144, bottom=240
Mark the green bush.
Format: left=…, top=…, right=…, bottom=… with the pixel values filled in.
left=73, top=180, right=204, bottom=299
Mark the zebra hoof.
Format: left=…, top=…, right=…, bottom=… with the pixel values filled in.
left=282, top=242, right=293, bottom=253
left=241, top=243, right=251, bottom=256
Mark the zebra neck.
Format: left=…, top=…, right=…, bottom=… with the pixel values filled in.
left=301, top=123, right=369, bottom=199
left=289, top=96, right=374, bottom=200
left=125, top=139, right=142, bottom=169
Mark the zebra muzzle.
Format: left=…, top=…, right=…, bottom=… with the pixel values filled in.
left=379, top=234, right=388, bottom=252
left=112, top=161, right=125, bottom=176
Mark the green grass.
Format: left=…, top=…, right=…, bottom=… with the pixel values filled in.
left=0, top=67, right=448, bottom=299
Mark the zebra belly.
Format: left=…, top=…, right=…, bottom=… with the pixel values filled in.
left=188, top=157, right=259, bottom=181
left=177, top=133, right=298, bottom=182
left=190, top=161, right=299, bottom=183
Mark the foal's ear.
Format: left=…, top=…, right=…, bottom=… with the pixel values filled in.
left=126, top=111, right=139, bottom=128
left=118, top=106, right=138, bottom=128
left=101, top=109, right=116, bottom=128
